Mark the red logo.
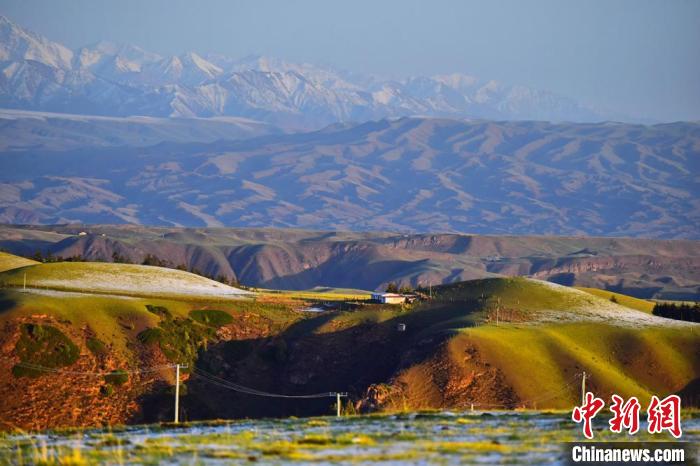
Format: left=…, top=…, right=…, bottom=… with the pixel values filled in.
left=572, top=392, right=605, bottom=439
left=573, top=393, right=682, bottom=439
left=609, top=394, right=640, bottom=435
left=647, top=394, right=682, bottom=438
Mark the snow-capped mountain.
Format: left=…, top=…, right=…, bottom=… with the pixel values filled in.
left=74, top=41, right=161, bottom=72
left=0, top=15, right=603, bottom=126
left=0, top=15, right=72, bottom=69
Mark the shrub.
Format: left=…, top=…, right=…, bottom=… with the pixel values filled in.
left=104, top=370, right=128, bottom=386
left=189, top=310, right=233, bottom=327
left=139, top=319, right=214, bottom=365
left=13, top=324, right=79, bottom=378
left=12, top=364, right=41, bottom=378
left=86, top=337, right=108, bottom=356
left=145, top=304, right=172, bottom=320
left=100, top=385, right=114, bottom=397
left=142, top=254, right=169, bottom=267
left=138, top=327, right=164, bottom=345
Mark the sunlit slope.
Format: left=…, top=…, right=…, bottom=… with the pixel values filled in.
left=0, top=287, right=286, bottom=359
left=428, top=277, right=681, bottom=327
left=0, top=251, right=38, bottom=272
left=373, top=277, right=699, bottom=411
left=0, top=283, right=296, bottom=430
left=0, top=261, right=251, bottom=298
left=575, top=287, right=655, bottom=313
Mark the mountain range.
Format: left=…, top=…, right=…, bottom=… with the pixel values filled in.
left=1, top=14, right=698, bottom=240
left=2, top=117, right=698, bottom=238
left=0, top=15, right=603, bottom=127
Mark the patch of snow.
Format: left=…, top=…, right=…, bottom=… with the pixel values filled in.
left=528, top=278, right=696, bottom=328
left=300, top=306, right=326, bottom=313
left=16, top=287, right=138, bottom=300
left=29, top=264, right=252, bottom=298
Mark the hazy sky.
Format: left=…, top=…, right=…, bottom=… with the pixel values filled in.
left=2, top=0, right=699, bottom=121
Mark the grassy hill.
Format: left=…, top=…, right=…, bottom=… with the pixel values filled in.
left=0, top=260, right=697, bottom=430
left=0, top=251, right=38, bottom=272
left=575, top=287, right=656, bottom=313
left=363, top=278, right=697, bottom=410
left=0, top=261, right=250, bottom=299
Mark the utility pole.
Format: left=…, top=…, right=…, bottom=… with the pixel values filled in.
left=331, top=392, right=348, bottom=417
left=581, top=371, right=586, bottom=405
left=23, top=273, right=26, bottom=291
left=429, top=282, right=432, bottom=299
left=174, top=364, right=188, bottom=424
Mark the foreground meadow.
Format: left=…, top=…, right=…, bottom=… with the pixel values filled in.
left=1, top=411, right=697, bottom=465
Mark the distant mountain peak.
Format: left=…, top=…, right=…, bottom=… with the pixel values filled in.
left=0, top=14, right=609, bottom=124
left=0, top=15, right=73, bottom=69
left=179, top=52, right=222, bottom=77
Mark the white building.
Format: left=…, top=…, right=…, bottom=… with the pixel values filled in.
left=371, top=292, right=406, bottom=304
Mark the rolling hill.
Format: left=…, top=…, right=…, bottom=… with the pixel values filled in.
left=0, top=261, right=251, bottom=298
left=359, top=278, right=698, bottom=412
left=0, top=250, right=37, bottom=272
left=1, top=224, right=698, bottom=300
left=575, top=287, right=655, bottom=314
left=0, top=252, right=696, bottom=430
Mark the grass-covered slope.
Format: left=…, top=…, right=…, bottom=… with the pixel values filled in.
left=0, top=285, right=298, bottom=430
left=0, top=261, right=250, bottom=298
left=426, top=277, right=683, bottom=327
left=0, top=251, right=38, bottom=272
left=0, top=273, right=696, bottom=431
left=575, top=287, right=656, bottom=313
left=365, top=278, right=699, bottom=411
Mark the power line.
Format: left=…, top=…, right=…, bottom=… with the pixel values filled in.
left=8, top=361, right=343, bottom=399
left=192, top=368, right=340, bottom=399
left=10, top=361, right=584, bottom=410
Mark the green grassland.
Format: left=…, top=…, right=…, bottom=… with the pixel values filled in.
left=457, top=323, right=695, bottom=406
left=372, top=278, right=699, bottom=411
left=251, top=287, right=372, bottom=301
left=0, top=253, right=697, bottom=430
left=0, top=261, right=249, bottom=299
left=306, top=286, right=373, bottom=294
left=0, top=288, right=299, bottom=359
left=431, top=277, right=596, bottom=311
left=0, top=251, right=38, bottom=273
left=4, top=411, right=697, bottom=465
left=575, top=287, right=655, bottom=313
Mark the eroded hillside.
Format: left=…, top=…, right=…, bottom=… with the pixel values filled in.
left=1, top=224, right=698, bottom=300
